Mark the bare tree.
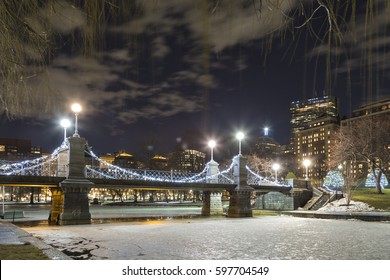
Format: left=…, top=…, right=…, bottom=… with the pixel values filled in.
left=331, top=117, right=390, bottom=194
left=247, top=154, right=274, bottom=178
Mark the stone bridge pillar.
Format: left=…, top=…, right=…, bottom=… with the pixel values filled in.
left=58, top=136, right=93, bottom=225
left=202, top=160, right=223, bottom=215
left=227, top=155, right=254, bottom=218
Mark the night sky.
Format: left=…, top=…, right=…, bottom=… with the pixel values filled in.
left=1, top=1, right=389, bottom=161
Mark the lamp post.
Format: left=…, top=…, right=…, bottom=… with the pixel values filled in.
left=71, top=103, right=82, bottom=137
left=236, top=132, right=244, bottom=155
left=208, top=140, right=216, bottom=162
left=60, top=118, right=71, bottom=141
left=303, top=159, right=311, bottom=181
left=264, top=127, right=269, bottom=136
left=272, top=163, right=280, bottom=182
left=337, top=164, right=343, bottom=199
left=2, top=185, right=4, bottom=216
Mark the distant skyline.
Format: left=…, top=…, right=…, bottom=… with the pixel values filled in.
left=1, top=1, right=389, bottom=158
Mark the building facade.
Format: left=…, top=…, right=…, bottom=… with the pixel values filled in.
left=290, top=96, right=340, bottom=183
left=168, top=149, right=206, bottom=172
left=294, top=116, right=340, bottom=183
left=0, top=138, right=42, bottom=161
left=253, top=134, right=282, bottom=159
left=340, top=98, right=390, bottom=180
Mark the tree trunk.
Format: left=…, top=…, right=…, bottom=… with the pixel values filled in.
left=375, top=171, right=383, bottom=194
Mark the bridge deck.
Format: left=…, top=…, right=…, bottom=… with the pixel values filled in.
left=0, top=175, right=291, bottom=193
left=0, top=175, right=65, bottom=187
left=0, top=175, right=235, bottom=191
left=89, top=178, right=235, bottom=191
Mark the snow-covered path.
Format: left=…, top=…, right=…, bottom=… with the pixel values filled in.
left=23, top=216, right=390, bottom=260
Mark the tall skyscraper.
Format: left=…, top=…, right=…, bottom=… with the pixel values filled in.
left=290, top=96, right=338, bottom=134
left=253, top=127, right=282, bottom=159
left=290, top=96, right=340, bottom=184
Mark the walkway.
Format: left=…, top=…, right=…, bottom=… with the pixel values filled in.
left=2, top=206, right=390, bottom=259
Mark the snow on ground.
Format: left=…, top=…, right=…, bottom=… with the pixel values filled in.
left=318, top=198, right=375, bottom=212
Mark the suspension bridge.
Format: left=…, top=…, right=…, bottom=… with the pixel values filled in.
left=0, top=135, right=292, bottom=225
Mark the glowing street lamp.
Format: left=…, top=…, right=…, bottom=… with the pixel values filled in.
left=71, top=103, right=82, bottom=137
left=264, top=127, right=269, bottom=136
left=337, top=164, right=343, bottom=199
left=303, top=159, right=311, bottom=180
left=208, top=140, right=216, bottom=162
left=236, top=132, right=245, bottom=155
left=60, top=118, right=71, bottom=141
left=272, top=163, right=280, bottom=182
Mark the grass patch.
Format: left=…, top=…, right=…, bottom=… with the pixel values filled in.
left=0, top=244, right=49, bottom=260
left=351, top=188, right=390, bottom=210
left=252, top=210, right=280, bottom=216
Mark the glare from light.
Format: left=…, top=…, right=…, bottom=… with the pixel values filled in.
left=60, top=119, right=71, bottom=128
left=303, top=159, right=311, bottom=168
left=71, top=103, right=82, bottom=113
left=208, top=140, right=216, bottom=161
left=303, top=159, right=311, bottom=180
left=236, top=132, right=245, bottom=155
left=236, top=132, right=245, bottom=141
left=208, top=140, right=216, bottom=148
left=272, top=163, right=280, bottom=182
left=60, top=118, right=71, bottom=140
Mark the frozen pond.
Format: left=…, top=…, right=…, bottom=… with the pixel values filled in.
left=23, top=216, right=390, bottom=260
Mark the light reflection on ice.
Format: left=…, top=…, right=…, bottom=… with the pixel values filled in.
left=23, top=216, right=390, bottom=260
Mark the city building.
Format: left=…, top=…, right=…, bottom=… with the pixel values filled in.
left=290, top=95, right=338, bottom=134
left=340, top=98, right=390, bottom=179
left=168, top=149, right=206, bottom=172
left=0, top=138, right=42, bottom=161
left=294, top=116, right=340, bottom=183
left=149, top=155, right=169, bottom=170
left=290, top=96, right=340, bottom=183
left=112, top=152, right=139, bottom=169
left=253, top=128, right=282, bottom=159
left=98, top=153, right=115, bottom=168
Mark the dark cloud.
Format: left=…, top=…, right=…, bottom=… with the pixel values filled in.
left=4, top=0, right=389, bottom=154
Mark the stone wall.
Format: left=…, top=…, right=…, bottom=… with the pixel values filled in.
left=254, top=191, right=294, bottom=211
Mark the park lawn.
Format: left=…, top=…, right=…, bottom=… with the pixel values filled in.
left=0, top=244, right=49, bottom=260
left=252, top=210, right=280, bottom=216
left=351, top=188, right=390, bottom=210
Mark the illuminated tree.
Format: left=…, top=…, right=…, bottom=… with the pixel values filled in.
left=323, top=170, right=344, bottom=192
left=331, top=117, right=390, bottom=194
left=247, top=154, right=274, bottom=179
left=366, top=169, right=389, bottom=189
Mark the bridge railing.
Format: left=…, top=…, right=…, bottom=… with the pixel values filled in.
left=85, top=166, right=209, bottom=183
left=0, top=143, right=69, bottom=176
left=246, top=166, right=290, bottom=187
left=85, top=148, right=238, bottom=184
